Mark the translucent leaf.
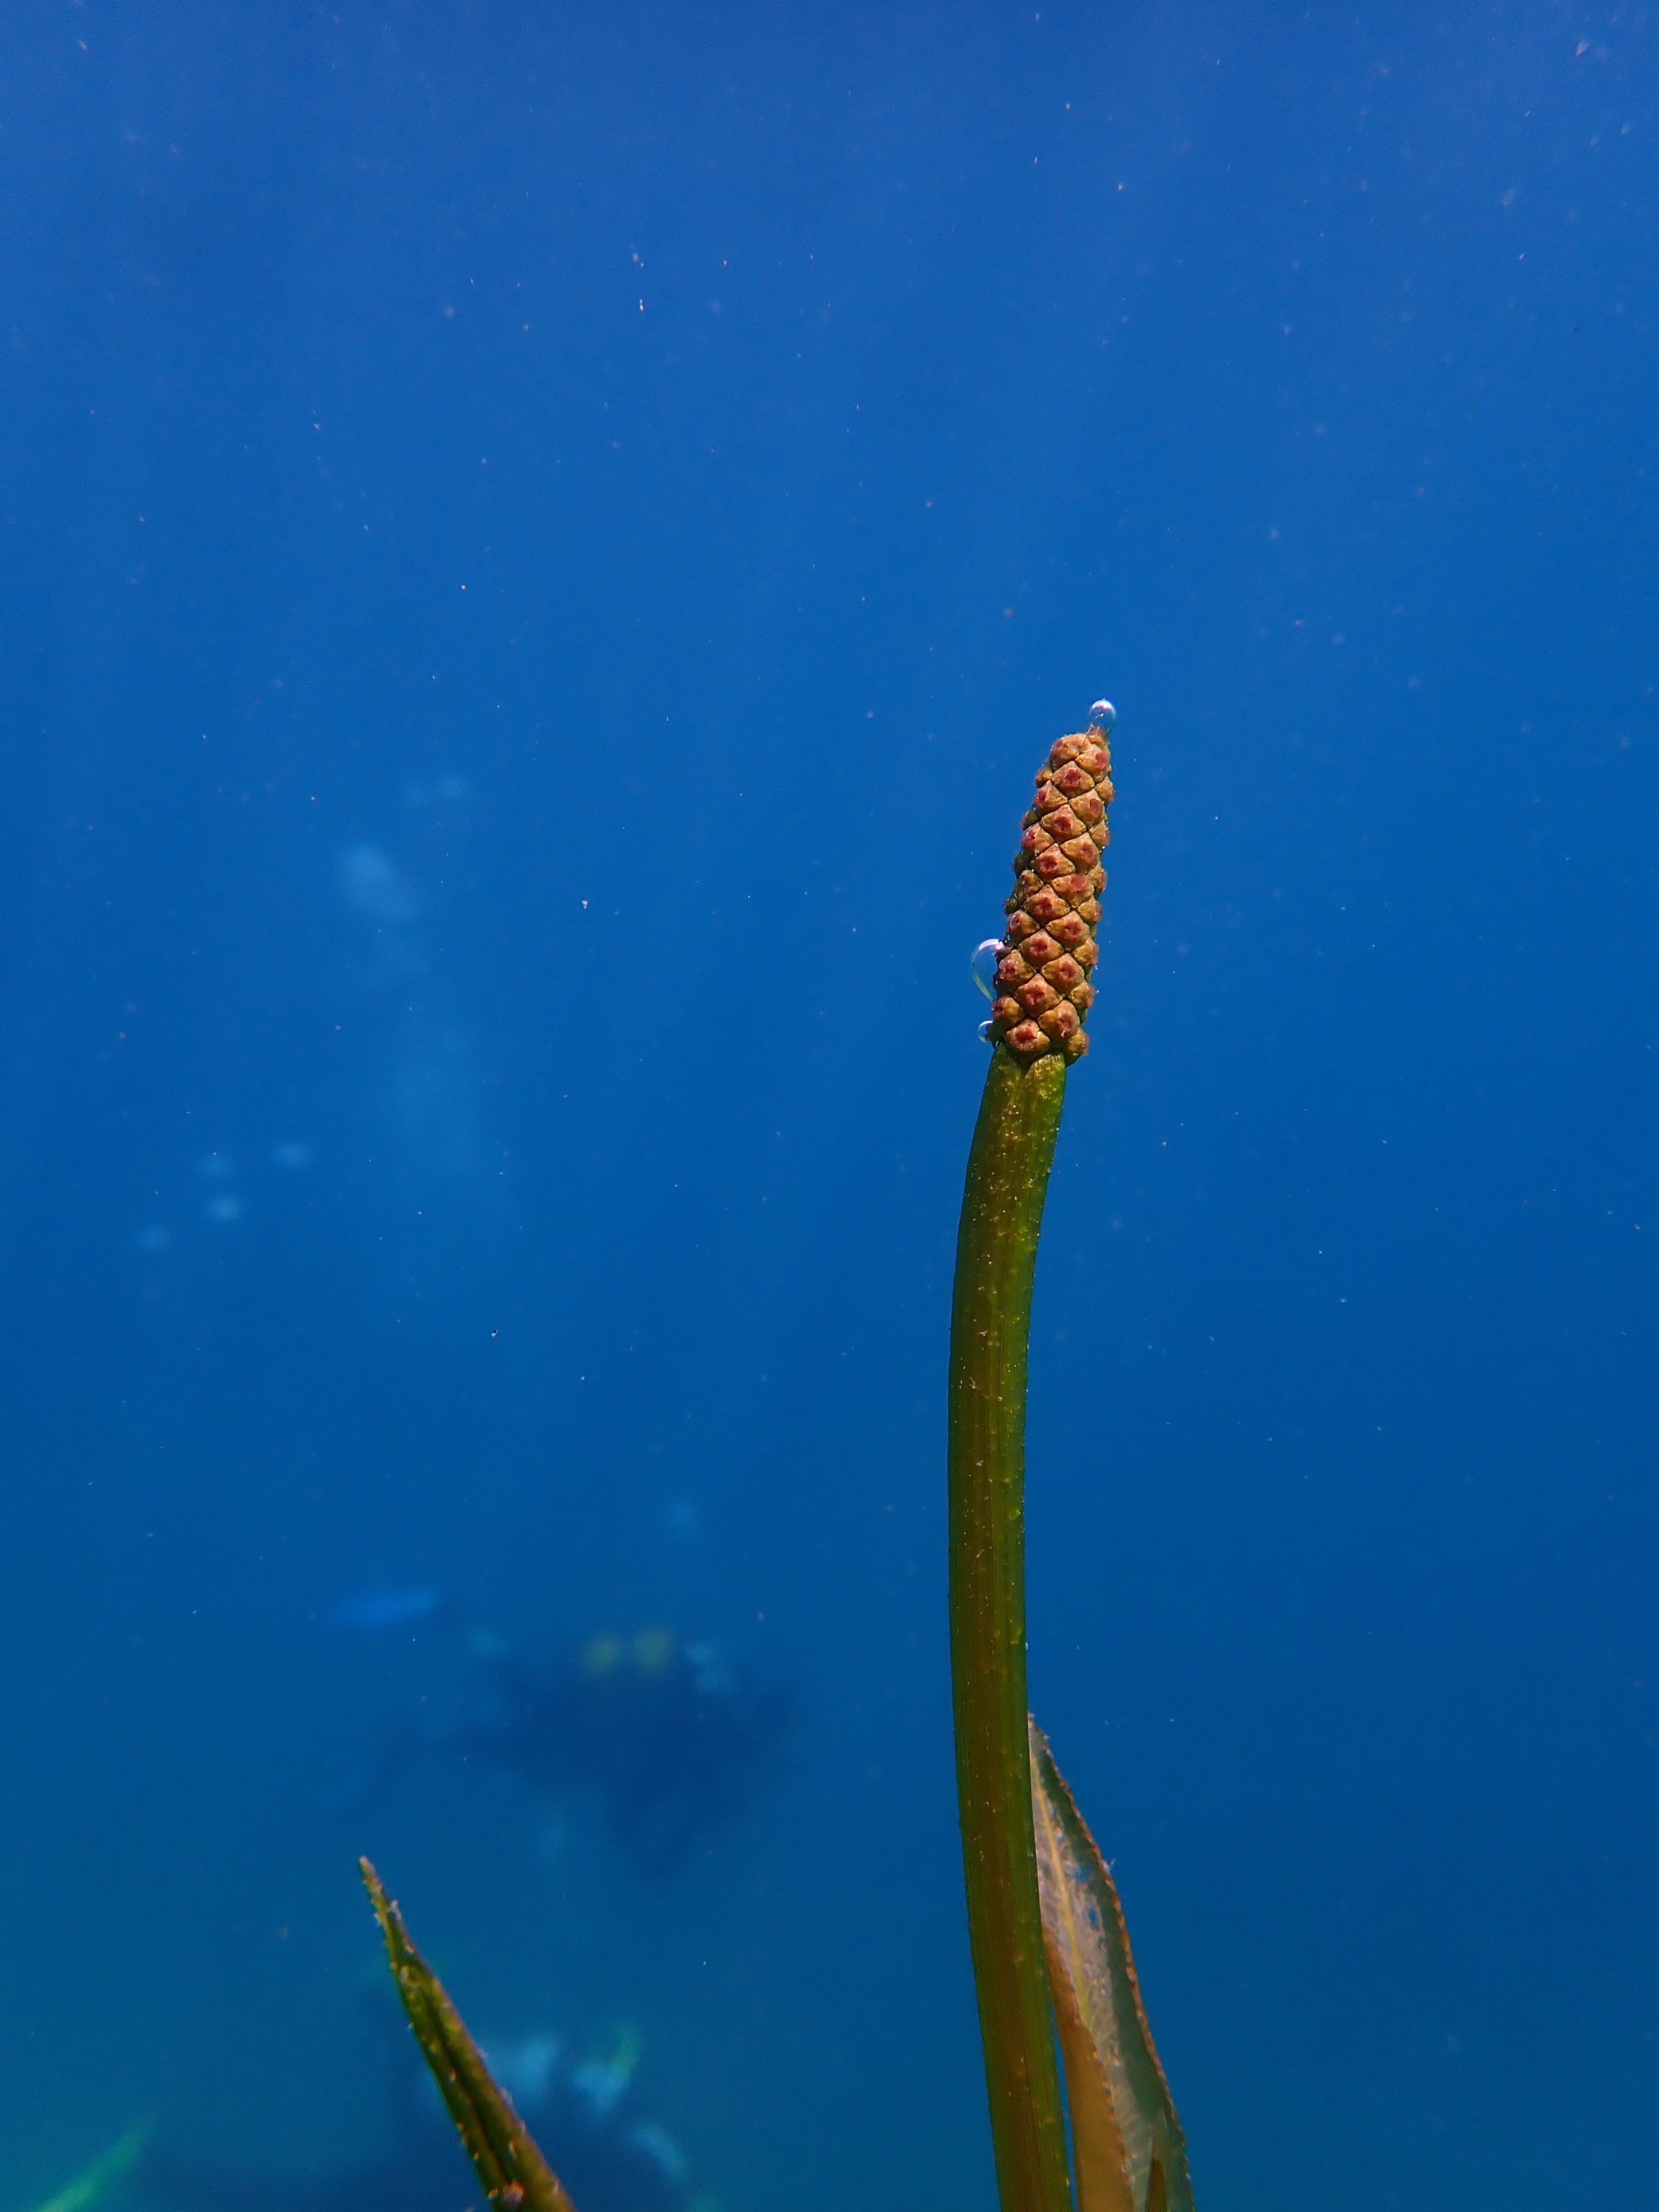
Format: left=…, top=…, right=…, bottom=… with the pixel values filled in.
left=1029, top=1720, right=1195, bottom=2212
left=27, top=2128, right=149, bottom=2212
left=360, top=1857, right=580, bottom=2212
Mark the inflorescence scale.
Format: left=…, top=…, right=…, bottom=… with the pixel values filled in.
left=985, top=729, right=1113, bottom=1063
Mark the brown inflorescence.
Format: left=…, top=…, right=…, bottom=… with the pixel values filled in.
left=985, top=727, right=1113, bottom=1063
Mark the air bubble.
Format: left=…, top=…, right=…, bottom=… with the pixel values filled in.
left=971, top=938, right=1005, bottom=1000
left=978, top=1019, right=996, bottom=1043
left=1088, top=698, right=1116, bottom=730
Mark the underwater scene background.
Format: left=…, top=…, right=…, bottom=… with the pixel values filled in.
left=1, top=4, right=1655, bottom=2208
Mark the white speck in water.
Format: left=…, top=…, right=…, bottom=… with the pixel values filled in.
left=1088, top=698, right=1116, bottom=731
left=971, top=938, right=1005, bottom=1000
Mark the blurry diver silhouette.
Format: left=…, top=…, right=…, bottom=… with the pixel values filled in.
left=461, top=1627, right=793, bottom=1879
left=341, top=1622, right=793, bottom=1881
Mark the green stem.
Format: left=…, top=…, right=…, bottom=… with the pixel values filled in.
left=949, top=1042, right=1073, bottom=2212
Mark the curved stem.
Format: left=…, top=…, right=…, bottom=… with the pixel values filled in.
left=949, top=1042, right=1073, bottom=2212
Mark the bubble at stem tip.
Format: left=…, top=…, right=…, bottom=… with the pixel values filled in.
left=971, top=938, right=1006, bottom=1001
left=1088, top=698, right=1116, bottom=731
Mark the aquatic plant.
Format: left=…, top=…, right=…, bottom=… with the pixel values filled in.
left=363, top=707, right=1192, bottom=2212
left=1029, top=1718, right=1189, bottom=2212
left=23, top=2127, right=149, bottom=2212
left=361, top=1857, right=577, bottom=2212
left=948, top=714, right=1114, bottom=2212
left=948, top=709, right=1189, bottom=2212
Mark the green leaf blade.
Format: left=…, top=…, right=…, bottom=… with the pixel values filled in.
left=360, top=1857, right=580, bottom=2212
left=27, top=2128, right=150, bottom=2212
left=949, top=1046, right=1076, bottom=2212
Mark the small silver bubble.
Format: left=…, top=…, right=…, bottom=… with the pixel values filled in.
left=978, top=1019, right=996, bottom=1043
left=970, top=938, right=1006, bottom=1001
left=1088, top=698, right=1116, bottom=731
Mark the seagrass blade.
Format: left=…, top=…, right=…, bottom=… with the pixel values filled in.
left=27, top=2127, right=149, bottom=2212
left=1029, top=1720, right=1195, bottom=2212
left=360, top=1857, right=580, bottom=2212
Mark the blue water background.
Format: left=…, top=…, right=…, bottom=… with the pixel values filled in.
left=2, top=5, right=1655, bottom=2207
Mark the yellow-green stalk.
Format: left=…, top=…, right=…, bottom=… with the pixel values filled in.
left=950, top=717, right=1113, bottom=2212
